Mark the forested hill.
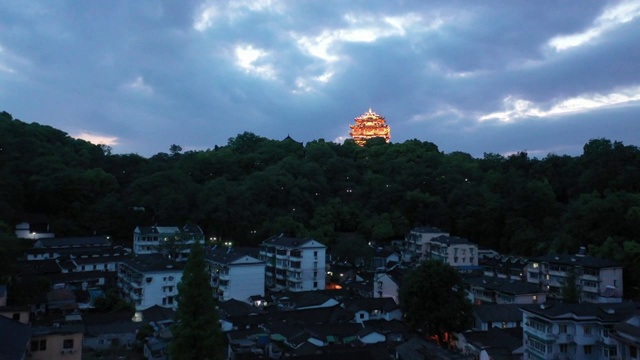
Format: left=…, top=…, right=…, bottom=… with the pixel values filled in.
left=2, top=110, right=640, bottom=260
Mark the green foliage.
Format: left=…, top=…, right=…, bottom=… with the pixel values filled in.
left=93, top=290, right=134, bottom=312
left=4, top=111, right=640, bottom=296
left=170, top=241, right=222, bottom=360
left=399, top=260, right=472, bottom=337
left=561, top=271, right=581, bottom=304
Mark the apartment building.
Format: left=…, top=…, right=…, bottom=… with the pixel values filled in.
left=403, top=227, right=449, bottom=262
left=613, top=313, right=640, bottom=359
left=527, top=249, right=623, bottom=303
left=117, top=255, right=184, bottom=310
left=259, top=234, right=326, bottom=292
left=521, top=302, right=639, bottom=360
left=425, top=235, right=479, bottom=269
left=132, top=224, right=204, bottom=256
left=465, top=275, right=546, bottom=305
left=205, top=248, right=265, bottom=303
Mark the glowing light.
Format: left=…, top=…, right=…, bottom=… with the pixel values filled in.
left=349, top=108, right=391, bottom=146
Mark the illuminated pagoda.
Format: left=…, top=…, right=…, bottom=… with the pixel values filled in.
left=349, top=108, right=391, bottom=146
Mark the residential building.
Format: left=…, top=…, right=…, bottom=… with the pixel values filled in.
left=455, top=327, right=524, bottom=359
left=372, top=268, right=407, bottom=304
left=205, top=248, right=265, bottom=303
left=403, top=227, right=449, bottom=262
left=259, top=234, right=326, bottom=292
left=520, top=302, right=639, bottom=360
left=527, top=248, right=623, bottom=303
left=482, top=254, right=529, bottom=281
left=14, top=213, right=54, bottom=240
left=132, top=224, right=204, bottom=256
left=472, top=304, right=524, bottom=331
left=34, top=236, right=111, bottom=249
left=117, top=255, right=184, bottom=310
left=613, top=313, right=640, bottom=359
left=342, top=297, right=402, bottom=323
left=465, top=275, right=546, bottom=305
left=30, top=321, right=84, bottom=360
left=425, top=235, right=479, bottom=270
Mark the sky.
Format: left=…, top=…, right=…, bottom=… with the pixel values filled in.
left=1, top=0, right=640, bottom=158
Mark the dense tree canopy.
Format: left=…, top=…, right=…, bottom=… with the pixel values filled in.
left=399, top=260, right=472, bottom=338
left=2, top=110, right=640, bottom=297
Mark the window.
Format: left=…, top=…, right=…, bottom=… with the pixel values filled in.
left=313, top=281, right=318, bottom=288
left=313, top=271, right=317, bottom=278
left=630, top=346, right=638, bottom=358
left=560, top=344, right=568, bottom=353
left=63, top=339, right=74, bottom=349
left=532, top=295, right=538, bottom=302
left=313, top=262, right=317, bottom=269
left=532, top=262, right=539, bottom=268
left=12, top=313, right=20, bottom=321
left=314, top=251, right=318, bottom=258
left=559, top=324, right=567, bottom=333
left=584, top=345, right=592, bottom=355
left=584, top=326, right=592, bottom=335
left=359, top=313, right=365, bottom=319
left=501, top=322, right=506, bottom=328
left=30, top=339, right=46, bottom=352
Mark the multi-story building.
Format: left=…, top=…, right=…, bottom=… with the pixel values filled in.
left=424, top=235, right=479, bottom=269
left=259, top=234, right=326, bottom=292
left=403, top=227, right=449, bottom=262
left=205, top=248, right=265, bottom=303
left=521, top=302, right=639, bottom=360
left=117, top=255, right=184, bottom=310
left=132, top=224, right=204, bottom=256
left=526, top=249, right=623, bottom=303
left=613, top=313, right=640, bottom=359
left=464, top=275, right=546, bottom=305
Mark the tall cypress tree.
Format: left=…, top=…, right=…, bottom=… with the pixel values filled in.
left=170, top=241, right=222, bottom=360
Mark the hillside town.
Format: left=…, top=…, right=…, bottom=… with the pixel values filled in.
left=1, top=220, right=638, bottom=360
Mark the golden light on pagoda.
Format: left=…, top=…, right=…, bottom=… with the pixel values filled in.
left=349, top=108, right=391, bottom=146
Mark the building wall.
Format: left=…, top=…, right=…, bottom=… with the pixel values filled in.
left=118, top=265, right=182, bottom=310
left=83, top=333, right=136, bottom=351
left=299, top=245, right=325, bottom=291
left=215, top=263, right=265, bottom=302
left=373, top=273, right=399, bottom=304
left=30, top=332, right=83, bottom=360
left=0, top=309, right=30, bottom=324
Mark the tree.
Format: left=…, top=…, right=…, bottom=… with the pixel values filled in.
left=399, top=260, right=472, bottom=340
left=561, top=271, right=581, bottom=304
left=170, top=241, right=222, bottom=360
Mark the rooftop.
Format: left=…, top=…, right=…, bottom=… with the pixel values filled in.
left=520, top=302, right=640, bottom=322
left=120, top=254, right=185, bottom=273
left=473, top=304, right=524, bottom=323
left=465, top=276, right=543, bottom=295
left=262, top=234, right=325, bottom=249
left=530, top=253, right=620, bottom=269
left=35, top=236, right=111, bottom=248
left=430, top=235, right=475, bottom=246
left=135, top=224, right=203, bottom=235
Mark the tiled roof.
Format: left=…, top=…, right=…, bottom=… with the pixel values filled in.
left=120, top=254, right=185, bottom=273
left=342, top=297, right=398, bottom=313
left=473, top=304, right=524, bottom=323
left=262, top=234, right=325, bottom=248
left=205, top=248, right=263, bottom=265
left=520, top=302, right=640, bottom=322
left=35, top=236, right=111, bottom=248
left=430, top=235, right=474, bottom=245
left=0, top=316, right=31, bottom=359
left=464, top=276, right=543, bottom=295
left=135, top=224, right=203, bottom=235
left=462, top=326, right=523, bottom=353
left=411, top=227, right=446, bottom=234
left=530, top=254, right=620, bottom=268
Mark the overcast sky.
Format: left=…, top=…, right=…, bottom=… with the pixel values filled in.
left=1, top=0, right=639, bottom=158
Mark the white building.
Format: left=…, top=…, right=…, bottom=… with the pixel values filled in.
left=205, top=248, right=265, bottom=303
left=425, top=235, right=479, bottom=270
left=117, top=255, right=184, bottom=310
left=527, top=249, right=623, bottom=303
left=403, top=227, right=449, bottom=262
left=521, top=302, right=638, bottom=360
left=259, top=234, right=326, bottom=292
left=132, top=224, right=204, bottom=256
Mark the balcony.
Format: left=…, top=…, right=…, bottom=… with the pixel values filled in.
left=556, top=333, right=574, bottom=343
left=288, top=277, right=303, bottom=282
left=574, top=333, right=597, bottom=346
left=525, top=327, right=556, bottom=342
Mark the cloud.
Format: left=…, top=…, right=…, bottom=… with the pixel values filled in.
left=123, top=76, right=154, bottom=95
left=479, top=85, right=640, bottom=122
left=549, top=0, right=640, bottom=51
left=193, top=2, right=218, bottom=32
left=73, top=131, right=119, bottom=146
left=234, top=44, right=276, bottom=79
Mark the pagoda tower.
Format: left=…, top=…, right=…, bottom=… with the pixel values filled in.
left=349, top=108, right=391, bottom=146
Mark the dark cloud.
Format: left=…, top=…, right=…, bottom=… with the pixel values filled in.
left=0, top=0, right=639, bottom=157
